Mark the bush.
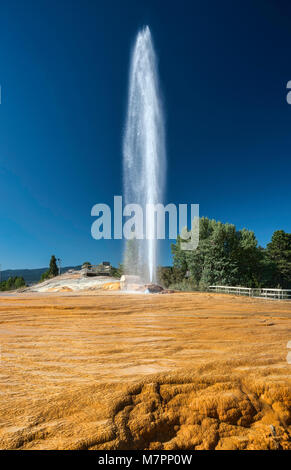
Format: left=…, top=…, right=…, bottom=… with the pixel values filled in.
left=111, top=264, right=123, bottom=278
left=158, top=266, right=188, bottom=288
left=167, top=279, right=199, bottom=292
left=40, top=270, right=50, bottom=282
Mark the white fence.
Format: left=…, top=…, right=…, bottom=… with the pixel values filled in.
left=209, top=285, right=291, bottom=300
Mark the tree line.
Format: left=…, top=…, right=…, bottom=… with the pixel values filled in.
left=0, top=276, right=26, bottom=291
left=158, top=217, right=291, bottom=290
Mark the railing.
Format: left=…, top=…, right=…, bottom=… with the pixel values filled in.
left=260, top=288, right=291, bottom=300
left=208, top=285, right=291, bottom=300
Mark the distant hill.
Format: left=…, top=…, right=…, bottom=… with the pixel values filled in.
left=1, top=266, right=81, bottom=284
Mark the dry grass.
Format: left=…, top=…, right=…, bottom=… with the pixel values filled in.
left=0, top=291, right=290, bottom=450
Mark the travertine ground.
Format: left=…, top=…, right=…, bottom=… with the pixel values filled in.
left=0, top=291, right=290, bottom=450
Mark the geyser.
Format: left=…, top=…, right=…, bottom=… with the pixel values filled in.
left=123, top=26, right=166, bottom=283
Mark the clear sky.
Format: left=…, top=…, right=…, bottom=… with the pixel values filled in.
left=0, top=0, right=291, bottom=269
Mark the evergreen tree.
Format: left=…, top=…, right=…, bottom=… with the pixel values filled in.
left=48, top=255, right=59, bottom=277
left=40, top=255, right=59, bottom=281
left=267, top=230, right=291, bottom=288
left=236, top=228, right=261, bottom=287
left=0, top=276, right=26, bottom=291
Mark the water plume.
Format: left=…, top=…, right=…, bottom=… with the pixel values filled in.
left=123, top=26, right=166, bottom=283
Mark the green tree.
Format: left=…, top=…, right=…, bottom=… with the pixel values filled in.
left=197, top=221, right=240, bottom=288
left=14, top=276, right=26, bottom=289
left=257, top=247, right=278, bottom=288
left=236, top=228, right=261, bottom=287
left=172, top=217, right=263, bottom=289
left=267, top=230, right=291, bottom=288
left=157, top=266, right=185, bottom=288
left=171, top=235, right=188, bottom=275
left=82, top=261, right=92, bottom=268
left=49, top=255, right=59, bottom=277
left=40, top=255, right=59, bottom=281
left=0, top=276, right=26, bottom=291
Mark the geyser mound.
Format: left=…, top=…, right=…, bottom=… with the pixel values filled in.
left=120, top=275, right=164, bottom=294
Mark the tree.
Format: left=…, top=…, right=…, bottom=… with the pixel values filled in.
left=14, top=276, right=26, bottom=289
left=197, top=221, right=240, bottom=288
left=236, top=228, right=261, bottom=287
left=0, top=276, right=26, bottom=291
left=49, top=255, right=59, bottom=277
left=82, top=261, right=92, bottom=268
left=171, top=235, right=188, bottom=276
left=257, top=247, right=278, bottom=288
left=267, top=230, right=291, bottom=288
left=157, top=266, right=185, bottom=288
left=172, top=217, right=263, bottom=289
left=40, top=255, right=59, bottom=281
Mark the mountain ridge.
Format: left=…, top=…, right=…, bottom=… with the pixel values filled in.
left=0, top=266, right=81, bottom=284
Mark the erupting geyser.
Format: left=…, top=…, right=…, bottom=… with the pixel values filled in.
left=123, top=26, right=166, bottom=283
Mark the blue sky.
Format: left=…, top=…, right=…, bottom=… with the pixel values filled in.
left=0, top=0, right=291, bottom=269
